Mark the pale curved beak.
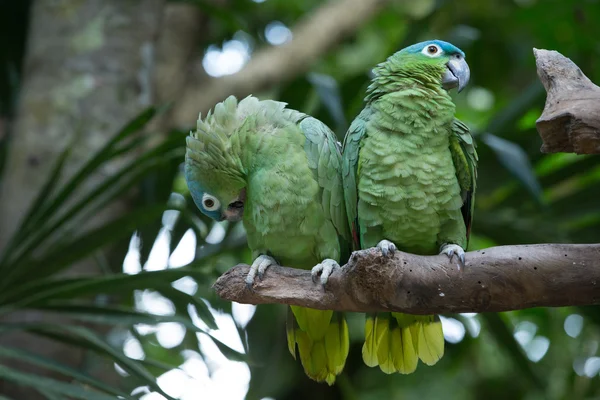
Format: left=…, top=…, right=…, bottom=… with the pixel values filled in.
left=223, top=205, right=243, bottom=222
left=221, top=188, right=246, bottom=222
left=442, top=54, right=470, bottom=93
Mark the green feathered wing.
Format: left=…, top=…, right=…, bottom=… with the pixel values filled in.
left=285, top=115, right=351, bottom=385
left=449, top=118, right=478, bottom=242
left=342, top=108, right=477, bottom=374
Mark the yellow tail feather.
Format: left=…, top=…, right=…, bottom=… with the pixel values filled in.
left=416, top=315, right=444, bottom=365
left=363, top=312, right=445, bottom=374
left=393, top=324, right=418, bottom=374
left=362, top=314, right=379, bottom=367
left=287, top=306, right=349, bottom=385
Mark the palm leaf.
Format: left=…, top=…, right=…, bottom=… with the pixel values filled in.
left=4, top=107, right=156, bottom=255
left=0, top=268, right=208, bottom=308
left=0, top=364, right=119, bottom=400
left=0, top=323, right=176, bottom=400
left=3, top=204, right=183, bottom=288
left=0, top=345, right=132, bottom=398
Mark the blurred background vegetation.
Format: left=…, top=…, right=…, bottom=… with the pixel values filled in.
left=0, top=0, right=599, bottom=399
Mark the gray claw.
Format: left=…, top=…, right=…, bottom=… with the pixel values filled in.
left=311, top=259, right=341, bottom=286
left=376, top=240, right=397, bottom=257
left=439, top=243, right=466, bottom=271
left=246, top=255, right=277, bottom=288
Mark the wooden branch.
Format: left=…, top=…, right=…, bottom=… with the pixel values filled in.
left=214, top=244, right=600, bottom=314
left=534, top=48, right=600, bottom=154
left=171, top=0, right=390, bottom=127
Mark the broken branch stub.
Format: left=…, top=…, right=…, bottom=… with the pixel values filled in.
left=534, top=48, right=600, bottom=154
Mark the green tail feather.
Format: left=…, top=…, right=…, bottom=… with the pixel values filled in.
left=287, top=306, right=349, bottom=385
left=362, top=312, right=444, bottom=374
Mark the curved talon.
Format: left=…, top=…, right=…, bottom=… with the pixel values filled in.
left=311, top=259, right=341, bottom=286
left=439, top=243, right=466, bottom=270
left=376, top=239, right=397, bottom=257
left=245, top=255, right=278, bottom=288
left=311, top=267, right=320, bottom=284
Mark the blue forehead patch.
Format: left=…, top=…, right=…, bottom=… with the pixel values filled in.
left=186, top=177, right=223, bottom=221
left=399, top=40, right=465, bottom=57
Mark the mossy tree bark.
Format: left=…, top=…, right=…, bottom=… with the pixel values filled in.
left=0, top=1, right=163, bottom=398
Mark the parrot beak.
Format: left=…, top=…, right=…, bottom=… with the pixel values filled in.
left=442, top=55, right=470, bottom=93
left=223, top=206, right=243, bottom=222
left=222, top=188, right=246, bottom=222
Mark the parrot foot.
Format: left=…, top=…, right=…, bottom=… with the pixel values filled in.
left=439, top=243, right=466, bottom=270
left=311, top=259, right=341, bottom=286
left=376, top=240, right=397, bottom=257
left=246, top=255, right=278, bottom=289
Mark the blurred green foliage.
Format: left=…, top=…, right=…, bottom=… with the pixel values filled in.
left=1, top=0, right=600, bottom=399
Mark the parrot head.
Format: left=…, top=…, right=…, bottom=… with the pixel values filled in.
left=185, top=174, right=246, bottom=222
left=184, top=95, right=249, bottom=223
left=382, top=39, right=470, bottom=92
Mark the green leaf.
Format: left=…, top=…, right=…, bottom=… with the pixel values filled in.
left=480, top=313, right=545, bottom=392
left=36, top=391, right=62, bottom=400
left=0, top=364, right=117, bottom=400
left=139, top=357, right=183, bottom=373
left=34, top=303, right=209, bottom=334
left=0, top=268, right=209, bottom=309
left=6, top=204, right=177, bottom=286
left=0, top=323, right=176, bottom=400
left=1, top=137, right=183, bottom=274
left=208, top=334, right=247, bottom=362
left=156, top=286, right=218, bottom=330
left=307, top=72, right=347, bottom=135
left=0, top=345, right=132, bottom=398
left=481, top=134, right=544, bottom=204
left=12, top=107, right=156, bottom=243
left=483, top=81, right=545, bottom=137
left=0, top=142, right=72, bottom=263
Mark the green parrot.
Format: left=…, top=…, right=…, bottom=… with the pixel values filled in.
left=342, top=40, right=477, bottom=374
left=184, top=95, right=351, bottom=385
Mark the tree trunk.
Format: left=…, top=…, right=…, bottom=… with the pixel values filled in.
left=0, top=1, right=164, bottom=397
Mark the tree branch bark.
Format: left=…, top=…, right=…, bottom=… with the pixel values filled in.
left=534, top=48, right=600, bottom=154
left=171, top=0, right=390, bottom=128
left=214, top=244, right=600, bottom=314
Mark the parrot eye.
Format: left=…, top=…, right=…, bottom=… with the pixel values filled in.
left=202, top=193, right=220, bottom=211
left=422, top=44, right=442, bottom=57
